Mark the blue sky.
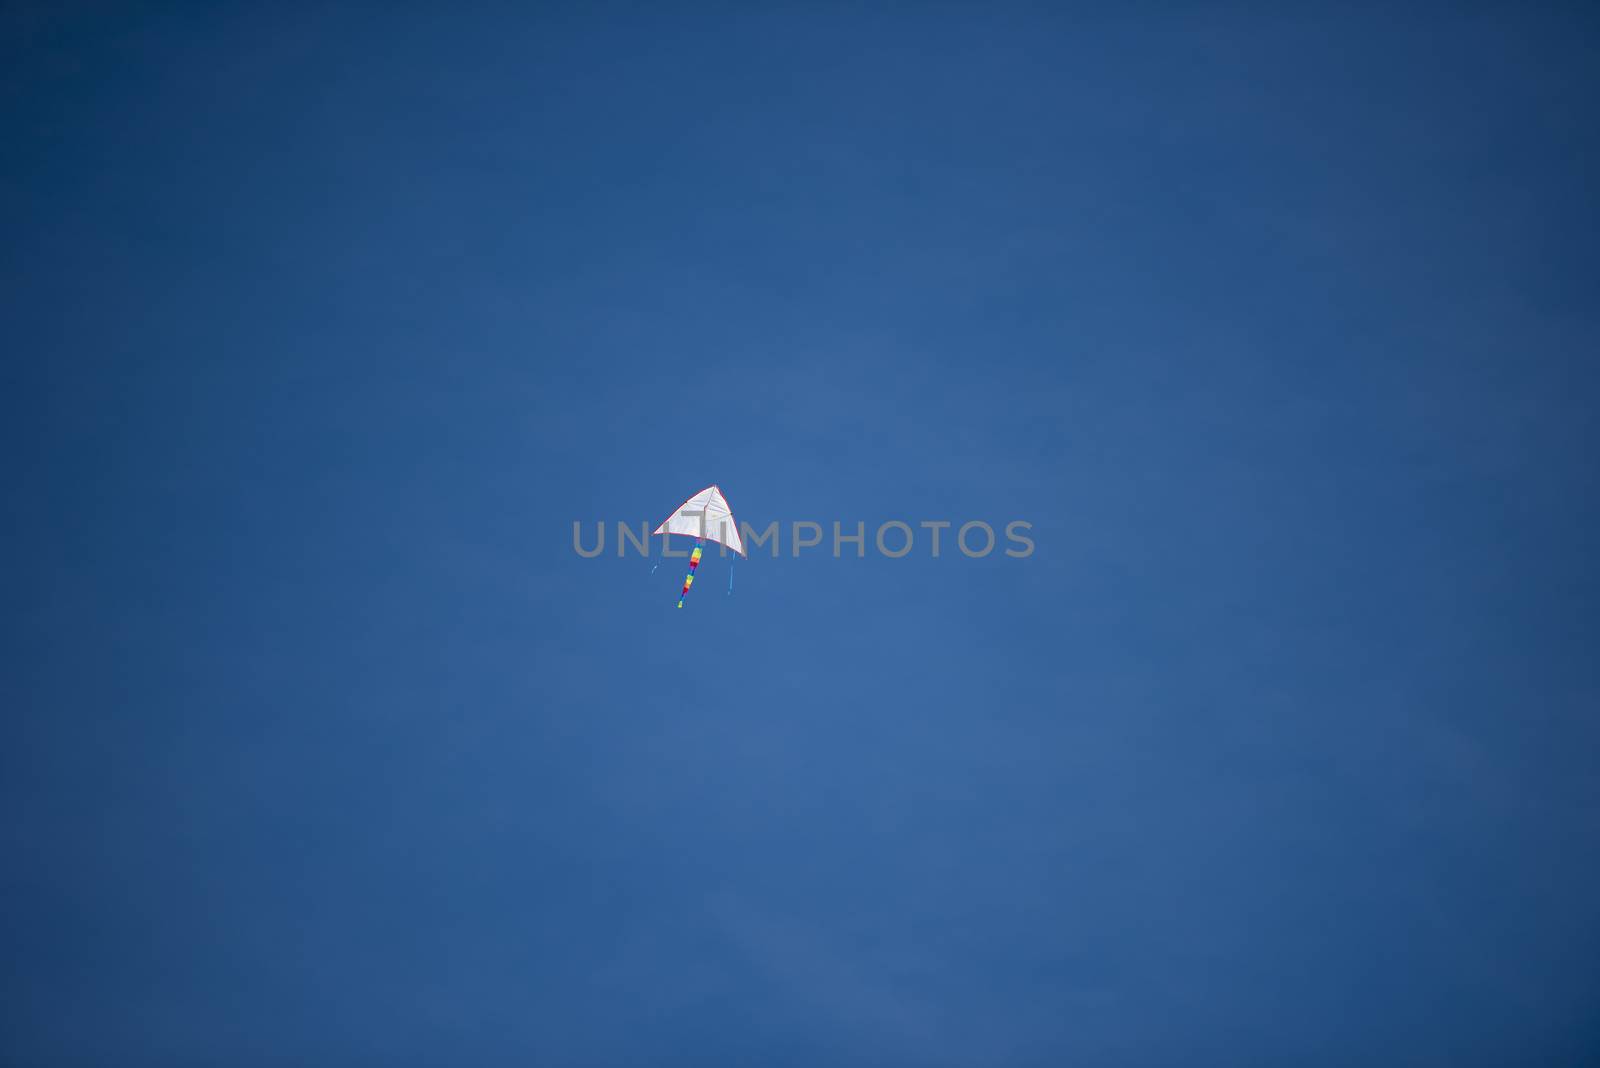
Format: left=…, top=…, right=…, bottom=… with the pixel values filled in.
left=5, top=6, right=1598, bottom=1065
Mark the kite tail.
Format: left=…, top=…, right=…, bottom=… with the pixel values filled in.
left=728, top=556, right=734, bottom=595
left=677, top=543, right=703, bottom=608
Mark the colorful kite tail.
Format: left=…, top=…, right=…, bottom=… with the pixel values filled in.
left=677, top=544, right=703, bottom=608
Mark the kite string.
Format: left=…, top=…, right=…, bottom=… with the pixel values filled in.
left=650, top=533, right=660, bottom=574
left=728, top=557, right=734, bottom=595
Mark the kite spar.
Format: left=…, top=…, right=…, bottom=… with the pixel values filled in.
left=653, top=484, right=746, bottom=608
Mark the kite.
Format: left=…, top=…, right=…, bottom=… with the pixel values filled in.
left=654, top=484, right=745, bottom=607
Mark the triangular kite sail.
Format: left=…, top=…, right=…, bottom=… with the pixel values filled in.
left=654, top=484, right=744, bottom=608
left=653, top=484, right=745, bottom=556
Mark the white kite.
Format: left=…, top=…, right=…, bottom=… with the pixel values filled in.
left=654, top=484, right=745, bottom=607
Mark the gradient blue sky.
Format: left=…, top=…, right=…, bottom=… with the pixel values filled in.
left=5, top=6, right=1599, bottom=1065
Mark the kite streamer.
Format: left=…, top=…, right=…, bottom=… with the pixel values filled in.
left=677, top=544, right=702, bottom=608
